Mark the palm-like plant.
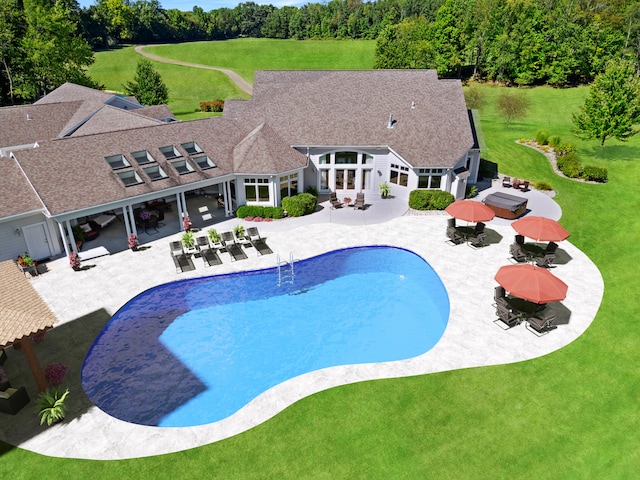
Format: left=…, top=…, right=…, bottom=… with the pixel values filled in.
left=36, top=387, right=70, bottom=426
left=208, top=228, right=221, bottom=244
left=181, top=230, right=195, bottom=249
left=233, top=224, right=246, bottom=240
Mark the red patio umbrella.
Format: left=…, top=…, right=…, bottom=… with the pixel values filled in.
left=494, top=263, right=568, bottom=304
left=445, top=200, right=495, bottom=223
left=511, top=216, right=569, bottom=242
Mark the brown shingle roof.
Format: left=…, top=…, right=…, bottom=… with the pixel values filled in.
left=0, top=261, right=58, bottom=348
left=0, top=156, right=44, bottom=218
left=234, top=123, right=307, bottom=174
left=0, top=102, right=82, bottom=147
left=69, top=105, right=164, bottom=137
left=226, top=70, right=474, bottom=168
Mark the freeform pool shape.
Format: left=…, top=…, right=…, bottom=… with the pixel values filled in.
left=81, top=246, right=449, bottom=427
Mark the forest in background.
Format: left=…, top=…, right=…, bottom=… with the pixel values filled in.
left=3, top=0, right=640, bottom=104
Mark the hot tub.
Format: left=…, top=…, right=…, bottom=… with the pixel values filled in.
left=483, top=192, right=528, bottom=219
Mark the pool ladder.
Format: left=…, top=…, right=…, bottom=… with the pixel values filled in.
left=277, top=252, right=295, bottom=286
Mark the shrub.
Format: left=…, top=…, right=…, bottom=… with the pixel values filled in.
left=535, top=180, right=553, bottom=191
left=548, top=135, right=561, bottom=148
left=556, top=152, right=582, bottom=178
left=465, top=185, right=478, bottom=198
left=36, top=387, right=69, bottom=426
left=409, top=190, right=455, bottom=210
left=236, top=205, right=284, bottom=219
left=199, top=100, right=224, bottom=112
left=554, top=141, right=576, bottom=157
left=305, top=185, right=318, bottom=197
left=535, top=129, right=549, bottom=145
left=282, top=193, right=317, bottom=217
left=582, top=165, right=608, bottom=182
left=44, top=362, right=68, bottom=386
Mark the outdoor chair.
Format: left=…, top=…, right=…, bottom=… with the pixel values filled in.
left=145, top=215, right=159, bottom=234
left=467, top=223, right=486, bottom=248
left=510, top=236, right=528, bottom=263
left=446, top=226, right=463, bottom=245
left=518, top=180, right=530, bottom=192
left=221, top=231, right=248, bottom=261
left=447, top=217, right=456, bottom=229
left=1, top=349, right=7, bottom=366
left=201, top=246, right=222, bottom=267
left=329, top=192, right=343, bottom=209
left=196, top=235, right=210, bottom=250
left=169, top=241, right=183, bottom=256
left=353, top=192, right=366, bottom=210
left=494, top=286, right=506, bottom=304
left=496, top=303, right=520, bottom=328
left=246, top=227, right=273, bottom=256
left=0, top=386, right=30, bottom=415
left=502, top=176, right=512, bottom=188
left=534, top=242, right=558, bottom=268
left=526, top=311, right=558, bottom=335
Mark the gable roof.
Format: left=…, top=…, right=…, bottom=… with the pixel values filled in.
left=0, top=155, right=44, bottom=218
left=68, top=105, right=165, bottom=137
left=234, top=123, right=307, bottom=174
left=225, top=70, right=474, bottom=168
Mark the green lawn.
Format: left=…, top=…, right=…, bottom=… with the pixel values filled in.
left=5, top=45, right=640, bottom=477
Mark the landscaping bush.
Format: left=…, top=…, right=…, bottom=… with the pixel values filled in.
left=534, top=180, right=553, bottom=191
left=547, top=135, right=561, bottom=148
left=409, top=190, right=455, bottom=210
left=305, top=185, right=318, bottom=197
left=236, top=205, right=285, bottom=219
left=553, top=141, right=576, bottom=157
left=282, top=193, right=317, bottom=217
left=199, top=100, right=224, bottom=112
left=556, top=151, right=582, bottom=178
left=535, top=129, right=549, bottom=145
left=465, top=185, right=478, bottom=198
left=582, top=165, right=608, bottom=182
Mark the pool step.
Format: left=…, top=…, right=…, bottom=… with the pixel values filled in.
left=277, top=252, right=295, bottom=286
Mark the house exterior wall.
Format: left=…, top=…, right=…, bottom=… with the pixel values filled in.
left=0, top=213, right=63, bottom=262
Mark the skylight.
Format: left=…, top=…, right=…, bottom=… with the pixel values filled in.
left=105, top=154, right=130, bottom=170
left=171, top=160, right=195, bottom=175
left=159, top=145, right=181, bottom=160
left=143, top=165, right=168, bottom=181
left=131, top=150, right=155, bottom=165
left=180, top=141, right=203, bottom=155
left=117, top=170, right=142, bottom=186
left=193, top=155, right=216, bottom=170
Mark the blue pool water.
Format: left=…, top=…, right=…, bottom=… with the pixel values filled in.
left=81, top=246, right=449, bottom=427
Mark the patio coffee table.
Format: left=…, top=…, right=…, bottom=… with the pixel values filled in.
left=483, top=192, right=528, bottom=219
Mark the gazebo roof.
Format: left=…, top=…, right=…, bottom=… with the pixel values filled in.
left=0, top=261, right=58, bottom=348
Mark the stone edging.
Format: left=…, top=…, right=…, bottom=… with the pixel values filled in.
left=516, top=140, right=601, bottom=184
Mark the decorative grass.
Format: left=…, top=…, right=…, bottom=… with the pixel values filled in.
left=4, top=53, right=639, bottom=477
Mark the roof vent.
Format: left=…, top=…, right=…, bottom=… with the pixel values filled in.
left=387, top=113, right=394, bottom=129
left=411, top=101, right=416, bottom=109
left=26, top=113, right=32, bottom=121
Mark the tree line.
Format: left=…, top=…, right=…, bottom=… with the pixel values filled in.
left=3, top=0, right=640, bottom=105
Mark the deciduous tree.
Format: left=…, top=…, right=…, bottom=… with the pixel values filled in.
left=496, top=90, right=528, bottom=128
left=573, top=58, right=640, bottom=146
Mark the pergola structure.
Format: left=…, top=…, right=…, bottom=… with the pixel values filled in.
left=0, top=261, right=58, bottom=391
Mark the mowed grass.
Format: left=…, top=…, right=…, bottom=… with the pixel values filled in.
left=5, top=46, right=640, bottom=477
left=88, top=39, right=376, bottom=118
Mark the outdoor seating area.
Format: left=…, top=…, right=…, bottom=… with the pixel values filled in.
left=502, top=176, right=530, bottom=192
left=444, top=200, right=494, bottom=248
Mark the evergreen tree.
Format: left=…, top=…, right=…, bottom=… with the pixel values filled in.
left=123, top=59, right=168, bottom=106
left=573, top=59, right=640, bottom=146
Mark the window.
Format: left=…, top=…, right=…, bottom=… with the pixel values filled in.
left=105, top=154, right=130, bottom=170
left=361, top=169, right=372, bottom=190
left=117, top=170, right=142, bottom=186
left=335, top=152, right=358, bottom=164
left=390, top=163, right=409, bottom=187
left=320, top=169, right=330, bottom=190
left=319, top=154, right=330, bottom=164
left=244, top=178, right=270, bottom=202
left=280, top=173, right=298, bottom=199
left=180, top=141, right=202, bottom=155
left=417, top=168, right=444, bottom=189
left=159, top=145, right=181, bottom=160
left=361, top=154, right=374, bottom=164
left=131, top=150, right=154, bottom=165
left=171, top=160, right=194, bottom=175
left=193, top=155, right=216, bottom=170
left=143, top=165, right=167, bottom=181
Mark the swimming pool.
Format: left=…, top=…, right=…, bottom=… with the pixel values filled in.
left=81, top=246, right=449, bottom=427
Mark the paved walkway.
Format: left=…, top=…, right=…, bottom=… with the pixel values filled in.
left=0, top=187, right=603, bottom=460
left=134, top=45, right=253, bottom=95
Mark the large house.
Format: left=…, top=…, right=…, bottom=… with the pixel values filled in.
left=0, top=70, right=480, bottom=263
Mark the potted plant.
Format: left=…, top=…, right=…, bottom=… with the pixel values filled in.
left=69, top=252, right=81, bottom=270
left=379, top=182, right=391, bottom=199
left=233, top=224, right=246, bottom=240
left=182, top=215, right=192, bottom=232
left=208, top=228, right=221, bottom=245
left=35, top=387, right=70, bottom=426
left=128, top=233, right=139, bottom=251
left=343, top=196, right=352, bottom=205
left=181, top=230, right=195, bottom=250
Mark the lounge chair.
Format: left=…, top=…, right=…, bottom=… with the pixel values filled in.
left=502, top=176, right=511, bottom=188
left=527, top=311, right=557, bottom=335
left=329, top=192, right=343, bottom=209
left=246, top=227, right=273, bottom=255
left=170, top=244, right=194, bottom=273
left=534, top=242, right=558, bottom=268
left=353, top=192, right=365, bottom=210
left=201, top=246, right=222, bottom=267
left=496, top=302, right=520, bottom=328
left=170, top=241, right=183, bottom=256
left=221, top=231, right=248, bottom=261
left=196, top=235, right=210, bottom=250
left=468, top=222, right=487, bottom=248
left=0, top=386, right=30, bottom=415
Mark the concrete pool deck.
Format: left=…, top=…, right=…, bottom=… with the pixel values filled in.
left=0, top=185, right=603, bottom=460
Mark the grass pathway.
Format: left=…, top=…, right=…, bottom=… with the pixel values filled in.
left=134, top=45, right=253, bottom=95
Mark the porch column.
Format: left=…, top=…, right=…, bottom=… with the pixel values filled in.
left=126, top=205, right=138, bottom=237
left=20, top=338, right=47, bottom=392
left=58, top=222, right=70, bottom=257
left=64, top=221, right=78, bottom=254
left=123, top=206, right=131, bottom=238
left=224, top=181, right=232, bottom=217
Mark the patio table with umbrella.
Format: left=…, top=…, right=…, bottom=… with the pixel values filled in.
left=445, top=200, right=495, bottom=239
left=512, top=216, right=569, bottom=243
left=494, top=264, right=568, bottom=317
